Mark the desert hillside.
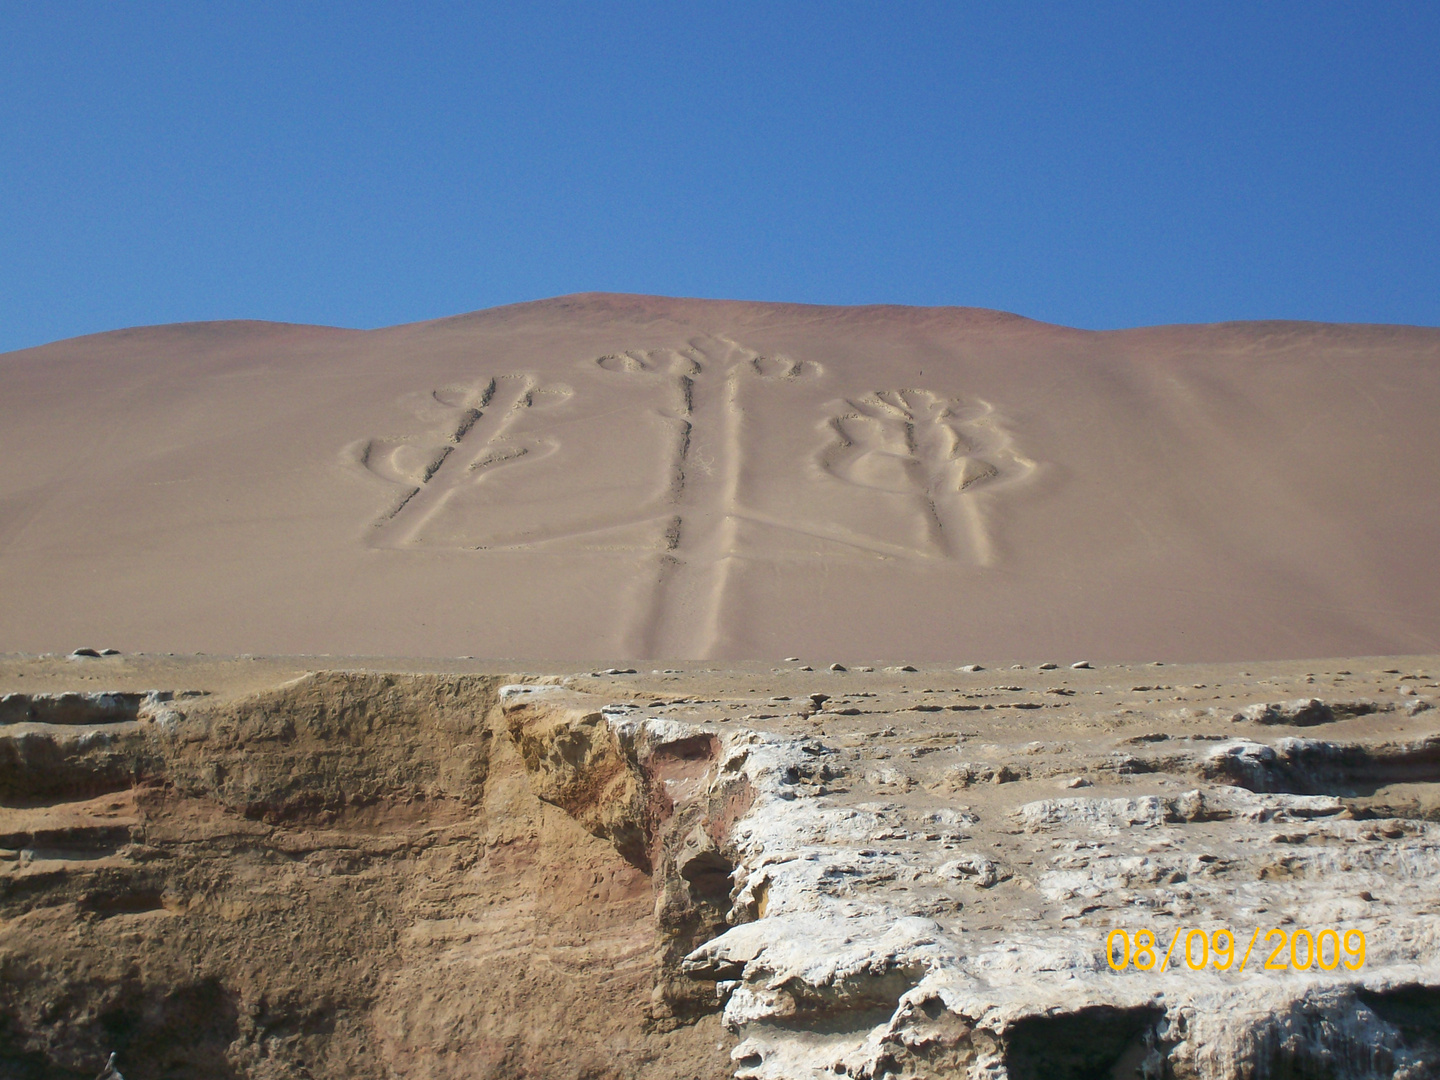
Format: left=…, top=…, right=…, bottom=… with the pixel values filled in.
left=1, top=294, right=1437, bottom=661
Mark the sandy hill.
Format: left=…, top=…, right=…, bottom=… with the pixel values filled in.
left=1, top=293, right=1437, bottom=662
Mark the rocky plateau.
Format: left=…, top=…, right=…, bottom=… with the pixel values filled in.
left=2, top=652, right=1439, bottom=1079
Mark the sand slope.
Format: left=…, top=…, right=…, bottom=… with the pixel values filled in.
left=1, top=293, right=1437, bottom=661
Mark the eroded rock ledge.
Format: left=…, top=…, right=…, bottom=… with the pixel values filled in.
left=2, top=659, right=1439, bottom=1079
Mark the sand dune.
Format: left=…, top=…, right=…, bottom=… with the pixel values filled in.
left=1, top=293, right=1437, bottom=661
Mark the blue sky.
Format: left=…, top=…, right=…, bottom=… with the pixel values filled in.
left=2, top=2, right=1437, bottom=351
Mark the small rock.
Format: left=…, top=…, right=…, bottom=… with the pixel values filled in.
left=959, top=664, right=984, bottom=673
left=785, top=657, right=801, bottom=662
left=855, top=666, right=874, bottom=672
left=70, top=648, right=101, bottom=658
left=1070, top=661, right=1092, bottom=669
left=1065, top=776, right=1091, bottom=789
left=938, top=854, right=1005, bottom=888
left=100, top=648, right=121, bottom=656
left=1232, top=698, right=1335, bottom=726
left=885, top=665, right=918, bottom=673
left=866, top=765, right=913, bottom=790
left=829, top=663, right=847, bottom=672
left=936, top=762, right=994, bottom=788
left=1038, top=662, right=1058, bottom=670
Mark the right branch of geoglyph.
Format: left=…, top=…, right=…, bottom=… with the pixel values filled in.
left=821, top=389, right=1034, bottom=564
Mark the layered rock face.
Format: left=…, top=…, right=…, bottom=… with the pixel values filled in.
left=2, top=657, right=1439, bottom=1079
left=0, top=671, right=728, bottom=1079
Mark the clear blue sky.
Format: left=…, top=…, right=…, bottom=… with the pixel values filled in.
left=2, top=3, right=1437, bottom=352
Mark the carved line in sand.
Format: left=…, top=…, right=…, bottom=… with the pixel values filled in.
left=819, top=388, right=1036, bottom=567
left=344, top=339, right=1036, bottom=657
left=344, top=374, right=574, bottom=548
left=586, top=337, right=827, bottom=657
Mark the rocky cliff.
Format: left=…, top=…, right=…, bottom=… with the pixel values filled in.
left=2, top=656, right=1439, bottom=1079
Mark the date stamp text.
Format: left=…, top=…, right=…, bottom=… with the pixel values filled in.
left=1105, top=928, right=1367, bottom=973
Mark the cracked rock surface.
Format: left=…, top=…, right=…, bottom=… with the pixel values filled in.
left=2, top=653, right=1439, bottom=1078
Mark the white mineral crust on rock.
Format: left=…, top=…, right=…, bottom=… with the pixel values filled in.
left=612, top=715, right=1440, bottom=1079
